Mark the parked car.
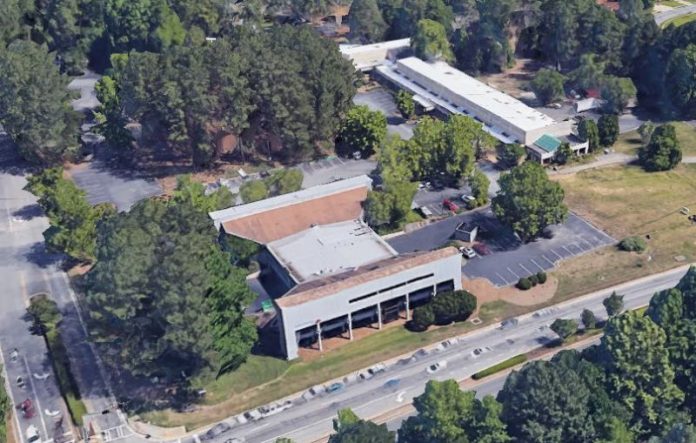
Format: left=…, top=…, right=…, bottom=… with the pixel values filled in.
left=426, top=361, right=447, bottom=374
left=368, top=363, right=386, bottom=375
left=201, top=423, right=232, bottom=441
left=418, top=206, right=433, bottom=218
left=16, top=376, right=25, bottom=389
left=243, top=409, right=262, bottom=421
left=459, top=246, right=476, bottom=259
left=473, top=243, right=491, bottom=256
left=443, top=199, right=459, bottom=212
left=326, top=382, right=344, bottom=394
left=460, top=195, right=475, bottom=203
left=18, top=399, right=35, bottom=419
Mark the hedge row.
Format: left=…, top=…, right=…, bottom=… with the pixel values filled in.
left=517, top=271, right=547, bottom=290
left=472, top=354, right=528, bottom=380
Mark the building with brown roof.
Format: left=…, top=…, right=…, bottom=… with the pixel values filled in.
left=209, top=176, right=463, bottom=359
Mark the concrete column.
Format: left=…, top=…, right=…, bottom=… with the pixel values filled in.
left=316, top=323, right=323, bottom=352
left=348, top=314, right=353, bottom=340
left=405, top=295, right=411, bottom=321
left=432, top=284, right=437, bottom=296
left=377, top=303, right=382, bottom=330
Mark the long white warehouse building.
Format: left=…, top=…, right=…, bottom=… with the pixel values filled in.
left=377, top=57, right=573, bottom=146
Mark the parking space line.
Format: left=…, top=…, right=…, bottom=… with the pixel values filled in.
left=571, top=242, right=588, bottom=253
left=561, top=245, right=575, bottom=256
left=519, top=263, right=533, bottom=276
left=550, top=249, right=564, bottom=260
left=580, top=238, right=595, bottom=249
left=495, top=272, right=511, bottom=286
left=530, top=258, right=546, bottom=271
left=506, top=267, right=520, bottom=279
left=541, top=254, right=555, bottom=266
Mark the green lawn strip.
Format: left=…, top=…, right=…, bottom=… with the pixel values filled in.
left=612, top=122, right=696, bottom=156
left=659, top=0, right=685, bottom=7
left=661, top=12, right=696, bottom=27
left=472, top=355, right=527, bottom=380
left=45, top=329, right=88, bottom=426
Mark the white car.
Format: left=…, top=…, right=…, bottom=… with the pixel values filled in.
left=426, top=361, right=447, bottom=374
left=459, top=246, right=476, bottom=259
left=460, top=195, right=475, bottom=203
left=26, top=425, right=40, bottom=443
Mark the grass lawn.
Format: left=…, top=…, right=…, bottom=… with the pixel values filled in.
left=550, top=164, right=696, bottom=300
left=613, top=122, right=696, bottom=156
left=141, top=301, right=516, bottom=429
left=659, top=0, right=685, bottom=7
left=662, top=12, right=696, bottom=27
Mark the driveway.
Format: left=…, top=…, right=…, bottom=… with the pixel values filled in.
left=353, top=88, right=415, bottom=140
left=388, top=208, right=615, bottom=287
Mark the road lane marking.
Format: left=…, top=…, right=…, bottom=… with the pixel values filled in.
left=0, top=341, right=26, bottom=443
left=23, top=356, right=48, bottom=438
left=396, top=391, right=406, bottom=402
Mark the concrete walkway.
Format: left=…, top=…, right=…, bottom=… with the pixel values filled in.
left=550, top=153, right=696, bottom=176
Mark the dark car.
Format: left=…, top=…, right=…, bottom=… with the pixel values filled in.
left=18, top=399, right=36, bottom=419
left=473, top=243, right=491, bottom=255
left=443, top=199, right=459, bottom=212
left=200, top=423, right=232, bottom=441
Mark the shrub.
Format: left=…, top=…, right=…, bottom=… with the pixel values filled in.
left=536, top=271, right=547, bottom=284
left=517, top=277, right=532, bottom=290
left=550, top=318, right=579, bottom=342
left=411, top=305, right=435, bottom=331
left=395, top=90, right=415, bottom=119
left=431, top=290, right=477, bottom=324
left=581, top=309, right=597, bottom=330
left=618, top=236, right=647, bottom=253
left=528, top=274, right=539, bottom=286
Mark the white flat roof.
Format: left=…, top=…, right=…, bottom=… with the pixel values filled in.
left=267, top=220, right=397, bottom=282
left=340, top=38, right=411, bottom=56
left=209, top=175, right=372, bottom=228
left=393, top=57, right=555, bottom=133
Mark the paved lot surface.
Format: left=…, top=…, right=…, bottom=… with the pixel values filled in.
left=654, top=3, right=696, bottom=25
left=70, top=162, right=163, bottom=211
left=210, top=157, right=376, bottom=199
left=67, top=70, right=101, bottom=113
left=353, top=88, right=415, bottom=140
left=389, top=208, right=615, bottom=287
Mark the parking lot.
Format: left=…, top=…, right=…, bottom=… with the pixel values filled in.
left=389, top=209, right=615, bottom=287
left=353, top=88, right=415, bottom=140
left=209, top=157, right=377, bottom=198
left=70, top=161, right=163, bottom=211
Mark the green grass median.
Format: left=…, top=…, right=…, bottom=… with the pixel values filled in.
left=472, top=354, right=528, bottom=380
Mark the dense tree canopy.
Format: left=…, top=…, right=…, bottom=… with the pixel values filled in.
left=103, top=26, right=355, bottom=166
left=348, top=0, right=388, bottom=43
left=411, top=19, right=453, bottom=62
left=531, top=69, right=565, bottom=105
left=0, top=41, right=81, bottom=164
left=492, top=162, right=568, bottom=241
left=85, top=188, right=256, bottom=382
left=639, top=124, right=682, bottom=172
left=336, top=105, right=388, bottom=158
left=26, top=168, right=115, bottom=262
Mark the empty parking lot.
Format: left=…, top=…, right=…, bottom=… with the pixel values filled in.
left=388, top=209, right=615, bottom=287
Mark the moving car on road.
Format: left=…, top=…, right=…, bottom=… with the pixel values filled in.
left=18, top=399, right=35, bottom=419
left=26, top=425, right=40, bottom=443
left=426, top=361, right=447, bottom=374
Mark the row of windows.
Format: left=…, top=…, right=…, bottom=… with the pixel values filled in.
left=348, top=273, right=435, bottom=304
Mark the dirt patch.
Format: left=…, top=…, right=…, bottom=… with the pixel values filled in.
left=477, top=58, right=542, bottom=99
left=463, top=276, right=558, bottom=311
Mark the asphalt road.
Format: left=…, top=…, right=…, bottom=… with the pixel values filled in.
left=194, top=265, right=690, bottom=443
left=0, top=136, right=127, bottom=443
left=0, top=156, right=74, bottom=442
left=654, top=4, right=696, bottom=25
